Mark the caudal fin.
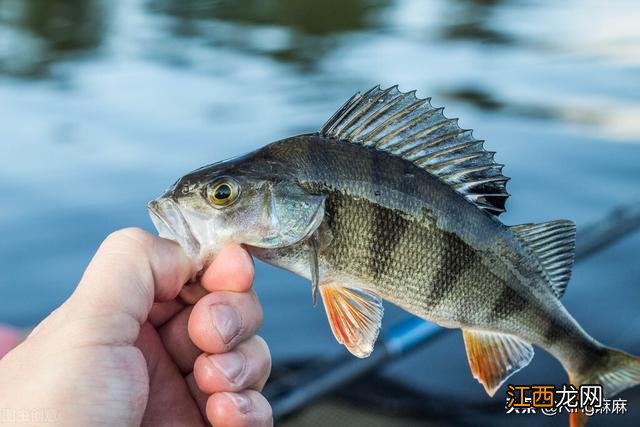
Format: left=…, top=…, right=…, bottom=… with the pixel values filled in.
left=569, top=347, right=640, bottom=427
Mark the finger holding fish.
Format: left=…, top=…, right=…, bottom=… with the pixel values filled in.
left=190, top=244, right=261, bottom=355
left=206, top=390, right=273, bottom=427
left=179, top=243, right=270, bottom=426
left=200, top=243, right=255, bottom=293
left=188, top=290, right=263, bottom=354
left=193, top=335, right=271, bottom=394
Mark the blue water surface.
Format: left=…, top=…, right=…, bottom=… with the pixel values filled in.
left=1, top=1, right=639, bottom=424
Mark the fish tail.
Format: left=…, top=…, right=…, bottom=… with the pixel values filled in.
left=567, top=346, right=640, bottom=427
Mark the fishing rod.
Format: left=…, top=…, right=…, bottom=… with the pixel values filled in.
left=265, top=200, right=640, bottom=421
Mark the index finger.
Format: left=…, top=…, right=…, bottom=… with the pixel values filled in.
left=200, top=244, right=255, bottom=292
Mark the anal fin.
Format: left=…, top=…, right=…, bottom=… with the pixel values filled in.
left=319, top=283, right=383, bottom=358
left=462, top=329, right=534, bottom=396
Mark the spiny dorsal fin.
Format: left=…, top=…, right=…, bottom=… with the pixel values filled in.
left=462, top=329, right=534, bottom=397
left=510, top=220, right=576, bottom=298
left=320, top=85, right=509, bottom=216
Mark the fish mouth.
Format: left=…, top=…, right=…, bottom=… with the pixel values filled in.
left=147, top=198, right=201, bottom=260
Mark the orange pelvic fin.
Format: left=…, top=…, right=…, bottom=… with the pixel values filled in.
left=319, top=283, right=383, bottom=358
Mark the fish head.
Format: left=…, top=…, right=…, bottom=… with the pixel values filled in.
left=147, top=150, right=325, bottom=268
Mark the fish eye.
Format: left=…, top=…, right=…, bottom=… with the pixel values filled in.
left=208, top=178, right=240, bottom=207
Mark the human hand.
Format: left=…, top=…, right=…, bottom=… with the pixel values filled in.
left=0, top=228, right=272, bottom=426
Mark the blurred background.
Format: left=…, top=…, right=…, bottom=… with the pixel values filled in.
left=0, top=0, right=639, bottom=425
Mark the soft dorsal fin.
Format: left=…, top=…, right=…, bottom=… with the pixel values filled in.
left=319, top=283, right=383, bottom=358
left=462, top=329, right=534, bottom=396
left=510, top=220, right=576, bottom=298
left=320, top=85, right=510, bottom=216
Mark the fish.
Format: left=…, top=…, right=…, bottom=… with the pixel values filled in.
left=147, top=85, right=640, bottom=425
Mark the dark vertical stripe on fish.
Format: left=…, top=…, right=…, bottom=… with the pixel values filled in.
left=488, top=286, right=528, bottom=320
left=423, top=235, right=478, bottom=313
left=368, top=203, right=410, bottom=284
left=366, top=150, right=406, bottom=283
left=367, top=150, right=384, bottom=282
left=367, top=204, right=386, bottom=283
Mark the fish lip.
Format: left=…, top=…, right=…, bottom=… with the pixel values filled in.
left=147, top=198, right=201, bottom=259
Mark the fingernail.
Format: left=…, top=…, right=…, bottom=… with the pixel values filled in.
left=211, top=351, right=245, bottom=383
left=226, top=392, right=252, bottom=414
left=210, top=304, right=241, bottom=344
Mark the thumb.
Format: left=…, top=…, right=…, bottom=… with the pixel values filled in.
left=69, top=228, right=195, bottom=340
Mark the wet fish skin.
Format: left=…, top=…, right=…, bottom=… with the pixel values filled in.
left=255, top=135, right=590, bottom=367
left=148, top=86, right=640, bottom=426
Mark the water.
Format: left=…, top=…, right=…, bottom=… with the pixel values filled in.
left=1, top=0, right=639, bottom=422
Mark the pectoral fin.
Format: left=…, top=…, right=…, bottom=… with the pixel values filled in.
left=462, top=329, right=534, bottom=396
left=319, top=284, right=383, bottom=358
left=308, top=232, right=320, bottom=306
